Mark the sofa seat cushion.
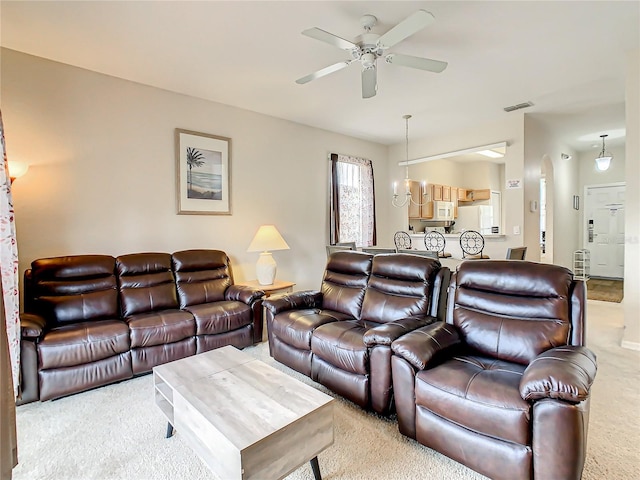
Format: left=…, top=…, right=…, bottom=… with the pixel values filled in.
left=312, top=320, right=369, bottom=375
left=415, top=355, right=530, bottom=445
left=185, top=301, right=252, bottom=335
left=125, top=309, right=195, bottom=348
left=38, top=319, right=130, bottom=369
left=272, top=309, right=352, bottom=350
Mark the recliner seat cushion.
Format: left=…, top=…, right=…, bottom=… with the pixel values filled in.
left=311, top=320, right=369, bottom=375
left=125, top=310, right=195, bottom=348
left=185, top=301, right=252, bottom=335
left=38, top=319, right=130, bottom=369
left=415, top=354, right=530, bottom=445
left=271, top=309, right=352, bottom=350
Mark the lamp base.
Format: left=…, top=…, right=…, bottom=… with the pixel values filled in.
left=256, top=252, right=277, bottom=285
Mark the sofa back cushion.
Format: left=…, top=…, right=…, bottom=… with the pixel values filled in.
left=29, top=255, right=118, bottom=325
left=361, top=254, right=441, bottom=324
left=172, top=249, right=232, bottom=308
left=452, top=260, right=575, bottom=365
left=321, top=251, right=372, bottom=319
left=116, top=253, right=178, bottom=317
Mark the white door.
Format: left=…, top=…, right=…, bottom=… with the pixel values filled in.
left=584, top=184, right=625, bottom=278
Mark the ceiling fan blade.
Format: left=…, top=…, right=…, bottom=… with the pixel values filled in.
left=385, top=53, right=447, bottom=73
left=296, top=61, right=354, bottom=84
left=302, top=27, right=357, bottom=51
left=377, top=10, right=435, bottom=50
left=361, top=66, right=377, bottom=99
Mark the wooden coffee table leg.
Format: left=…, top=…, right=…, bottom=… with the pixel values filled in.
left=166, top=422, right=174, bottom=438
left=310, top=456, right=321, bottom=480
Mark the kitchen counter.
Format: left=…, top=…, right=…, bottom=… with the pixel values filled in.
left=408, top=232, right=508, bottom=260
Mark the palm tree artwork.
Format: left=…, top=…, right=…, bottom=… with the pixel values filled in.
left=186, top=147, right=205, bottom=193
left=185, top=146, right=223, bottom=200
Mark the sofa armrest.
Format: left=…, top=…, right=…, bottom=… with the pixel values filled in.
left=226, top=284, right=265, bottom=304
left=263, top=290, right=323, bottom=315
left=21, top=313, right=48, bottom=340
left=363, top=316, right=436, bottom=347
left=520, top=346, right=597, bottom=403
left=391, top=322, right=461, bottom=370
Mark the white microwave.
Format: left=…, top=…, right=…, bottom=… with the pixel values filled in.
left=433, top=201, right=455, bottom=221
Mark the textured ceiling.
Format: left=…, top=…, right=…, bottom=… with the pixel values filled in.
left=1, top=1, right=637, bottom=151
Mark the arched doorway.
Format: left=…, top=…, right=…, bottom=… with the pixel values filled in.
left=540, top=154, right=554, bottom=264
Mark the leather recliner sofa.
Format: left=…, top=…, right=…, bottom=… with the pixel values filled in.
left=391, top=260, right=597, bottom=480
left=263, top=251, right=450, bottom=415
left=18, top=249, right=264, bottom=404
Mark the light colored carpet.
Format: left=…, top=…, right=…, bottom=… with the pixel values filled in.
left=13, top=300, right=640, bottom=480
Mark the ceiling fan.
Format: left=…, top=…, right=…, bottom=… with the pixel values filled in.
left=296, top=10, right=448, bottom=99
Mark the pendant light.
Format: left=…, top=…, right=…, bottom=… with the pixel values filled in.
left=392, top=115, right=428, bottom=208
left=595, top=134, right=613, bottom=172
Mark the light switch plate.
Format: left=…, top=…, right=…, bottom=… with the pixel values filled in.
left=513, top=226, right=521, bottom=235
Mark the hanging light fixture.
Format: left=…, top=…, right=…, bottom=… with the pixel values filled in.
left=392, top=114, right=428, bottom=208
left=595, top=134, right=613, bottom=172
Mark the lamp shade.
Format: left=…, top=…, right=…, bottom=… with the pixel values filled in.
left=8, top=161, right=29, bottom=181
left=247, top=225, right=290, bottom=252
left=595, top=155, right=612, bottom=172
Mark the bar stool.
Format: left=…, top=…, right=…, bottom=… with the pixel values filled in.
left=459, top=230, right=490, bottom=259
left=393, top=231, right=412, bottom=251
left=424, top=231, right=452, bottom=258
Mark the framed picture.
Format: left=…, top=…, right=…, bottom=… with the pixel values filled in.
left=175, top=129, right=231, bottom=215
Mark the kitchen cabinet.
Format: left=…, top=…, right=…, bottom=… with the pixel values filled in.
left=408, top=181, right=433, bottom=219
left=443, top=186, right=451, bottom=201
left=432, top=184, right=443, bottom=201
left=459, top=188, right=491, bottom=203
left=451, top=187, right=459, bottom=218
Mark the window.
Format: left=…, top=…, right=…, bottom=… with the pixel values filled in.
left=329, top=153, right=376, bottom=247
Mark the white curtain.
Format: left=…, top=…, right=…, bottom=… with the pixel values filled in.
left=0, top=110, right=20, bottom=395
left=0, top=109, right=19, bottom=476
left=330, top=154, right=376, bottom=247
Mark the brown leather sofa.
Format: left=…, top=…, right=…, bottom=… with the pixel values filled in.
left=263, top=251, right=450, bottom=415
left=18, top=249, right=264, bottom=404
left=391, top=260, right=597, bottom=480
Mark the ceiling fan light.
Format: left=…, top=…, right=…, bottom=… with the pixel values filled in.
left=595, top=155, right=612, bottom=171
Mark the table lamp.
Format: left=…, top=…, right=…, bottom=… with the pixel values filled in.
left=247, top=225, right=290, bottom=285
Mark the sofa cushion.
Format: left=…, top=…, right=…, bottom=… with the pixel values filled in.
left=415, top=355, right=530, bottom=445
left=31, top=255, right=119, bottom=325
left=271, top=309, right=352, bottom=350
left=117, top=253, right=179, bottom=316
left=360, top=254, right=439, bottom=324
left=172, top=250, right=233, bottom=307
left=185, top=301, right=252, bottom=335
left=38, top=319, right=130, bottom=369
left=125, top=309, right=195, bottom=348
left=321, top=251, right=372, bottom=319
left=312, top=320, right=369, bottom=375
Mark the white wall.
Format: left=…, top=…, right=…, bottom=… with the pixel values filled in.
left=386, top=116, right=526, bottom=255
left=1, top=49, right=389, bottom=292
left=622, top=49, right=640, bottom=350
left=523, top=116, right=580, bottom=269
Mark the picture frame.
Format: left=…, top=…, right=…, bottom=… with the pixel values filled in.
left=175, top=129, right=231, bottom=215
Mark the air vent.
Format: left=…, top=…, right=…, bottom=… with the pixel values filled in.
left=503, top=101, right=534, bottom=113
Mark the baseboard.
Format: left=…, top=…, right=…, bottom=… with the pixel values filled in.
left=621, top=340, right=640, bottom=351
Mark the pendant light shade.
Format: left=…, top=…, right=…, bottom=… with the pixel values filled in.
left=595, top=134, right=613, bottom=172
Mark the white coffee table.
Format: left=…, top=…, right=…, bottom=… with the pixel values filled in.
left=153, top=346, right=334, bottom=480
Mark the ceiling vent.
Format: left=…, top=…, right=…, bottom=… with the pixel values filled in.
left=503, top=101, right=534, bottom=113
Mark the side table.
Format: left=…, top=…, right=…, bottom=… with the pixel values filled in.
left=238, top=279, right=296, bottom=297
left=238, top=280, right=296, bottom=342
